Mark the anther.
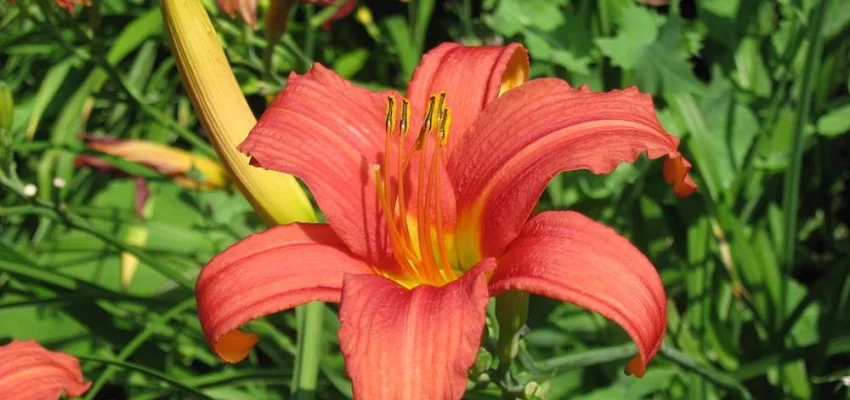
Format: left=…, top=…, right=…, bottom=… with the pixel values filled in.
left=385, top=96, right=396, bottom=135
left=415, top=96, right=437, bottom=149
left=438, top=108, right=452, bottom=146
left=399, top=99, right=411, bottom=137
left=436, top=92, right=447, bottom=118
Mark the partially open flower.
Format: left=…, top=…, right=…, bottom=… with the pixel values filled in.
left=76, top=135, right=227, bottom=191
left=0, top=340, right=90, bottom=400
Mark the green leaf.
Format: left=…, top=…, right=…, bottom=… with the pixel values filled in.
left=486, top=0, right=566, bottom=37
left=634, top=19, right=705, bottom=95
left=816, top=103, right=850, bottom=137
left=25, top=58, right=72, bottom=140
left=332, top=48, right=369, bottom=79
left=732, top=37, right=772, bottom=98
left=382, top=16, right=415, bottom=80
left=595, top=6, right=664, bottom=69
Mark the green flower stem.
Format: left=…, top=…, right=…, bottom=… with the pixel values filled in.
left=292, top=302, right=325, bottom=400
left=495, top=290, right=529, bottom=371
left=524, top=343, right=636, bottom=374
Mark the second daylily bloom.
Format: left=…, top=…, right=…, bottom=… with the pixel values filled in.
left=196, top=43, right=696, bottom=399
left=0, top=340, right=90, bottom=400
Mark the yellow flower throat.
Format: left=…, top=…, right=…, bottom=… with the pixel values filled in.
left=373, top=93, right=457, bottom=288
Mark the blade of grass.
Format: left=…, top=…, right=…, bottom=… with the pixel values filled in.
left=658, top=344, right=753, bottom=400
left=780, top=0, right=829, bottom=271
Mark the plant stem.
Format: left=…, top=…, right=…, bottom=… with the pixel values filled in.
left=291, top=302, right=325, bottom=400
left=658, top=344, right=754, bottom=400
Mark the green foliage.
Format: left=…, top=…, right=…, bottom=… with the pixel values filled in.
left=1, top=0, right=849, bottom=399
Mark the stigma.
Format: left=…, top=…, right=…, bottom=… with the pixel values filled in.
left=373, top=93, right=455, bottom=287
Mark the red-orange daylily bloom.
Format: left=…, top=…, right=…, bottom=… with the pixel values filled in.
left=196, top=43, right=696, bottom=399
left=0, top=340, right=90, bottom=400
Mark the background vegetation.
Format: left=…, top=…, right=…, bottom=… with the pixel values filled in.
left=1, top=0, right=849, bottom=398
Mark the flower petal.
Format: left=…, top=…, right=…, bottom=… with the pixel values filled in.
left=449, top=79, right=696, bottom=263
left=320, top=0, right=357, bottom=30
left=338, top=263, right=492, bottom=399
left=0, top=340, right=91, bottom=400
left=487, top=211, right=667, bottom=377
left=240, top=65, right=397, bottom=265
left=217, top=0, right=257, bottom=27
left=406, top=42, right=529, bottom=157
left=196, top=223, right=373, bottom=363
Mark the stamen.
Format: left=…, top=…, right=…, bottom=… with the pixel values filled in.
left=428, top=138, right=456, bottom=281
left=381, top=96, right=396, bottom=247
left=416, top=139, right=439, bottom=282
left=385, top=96, right=396, bottom=134
left=373, top=165, right=422, bottom=280
left=432, top=109, right=455, bottom=280
left=415, top=96, right=437, bottom=149
left=396, top=98, right=414, bottom=254
left=375, top=93, right=457, bottom=286
left=399, top=99, right=411, bottom=137
left=439, top=108, right=452, bottom=146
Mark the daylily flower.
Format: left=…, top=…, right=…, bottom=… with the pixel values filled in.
left=0, top=340, right=90, bottom=400
left=196, top=43, right=696, bottom=398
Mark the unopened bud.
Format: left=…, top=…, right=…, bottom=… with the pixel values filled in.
left=52, top=178, right=66, bottom=189
left=523, top=380, right=550, bottom=399
left=467, top=347, right=492, bottom=379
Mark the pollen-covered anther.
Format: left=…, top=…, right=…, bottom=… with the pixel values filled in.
left=399, top=99, right=411, bottom=137
left=384, top=96, right=396, bottom=135
left=438, top=108, right=452, bottom=145
left=415, top=95, right=437, bottom=149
